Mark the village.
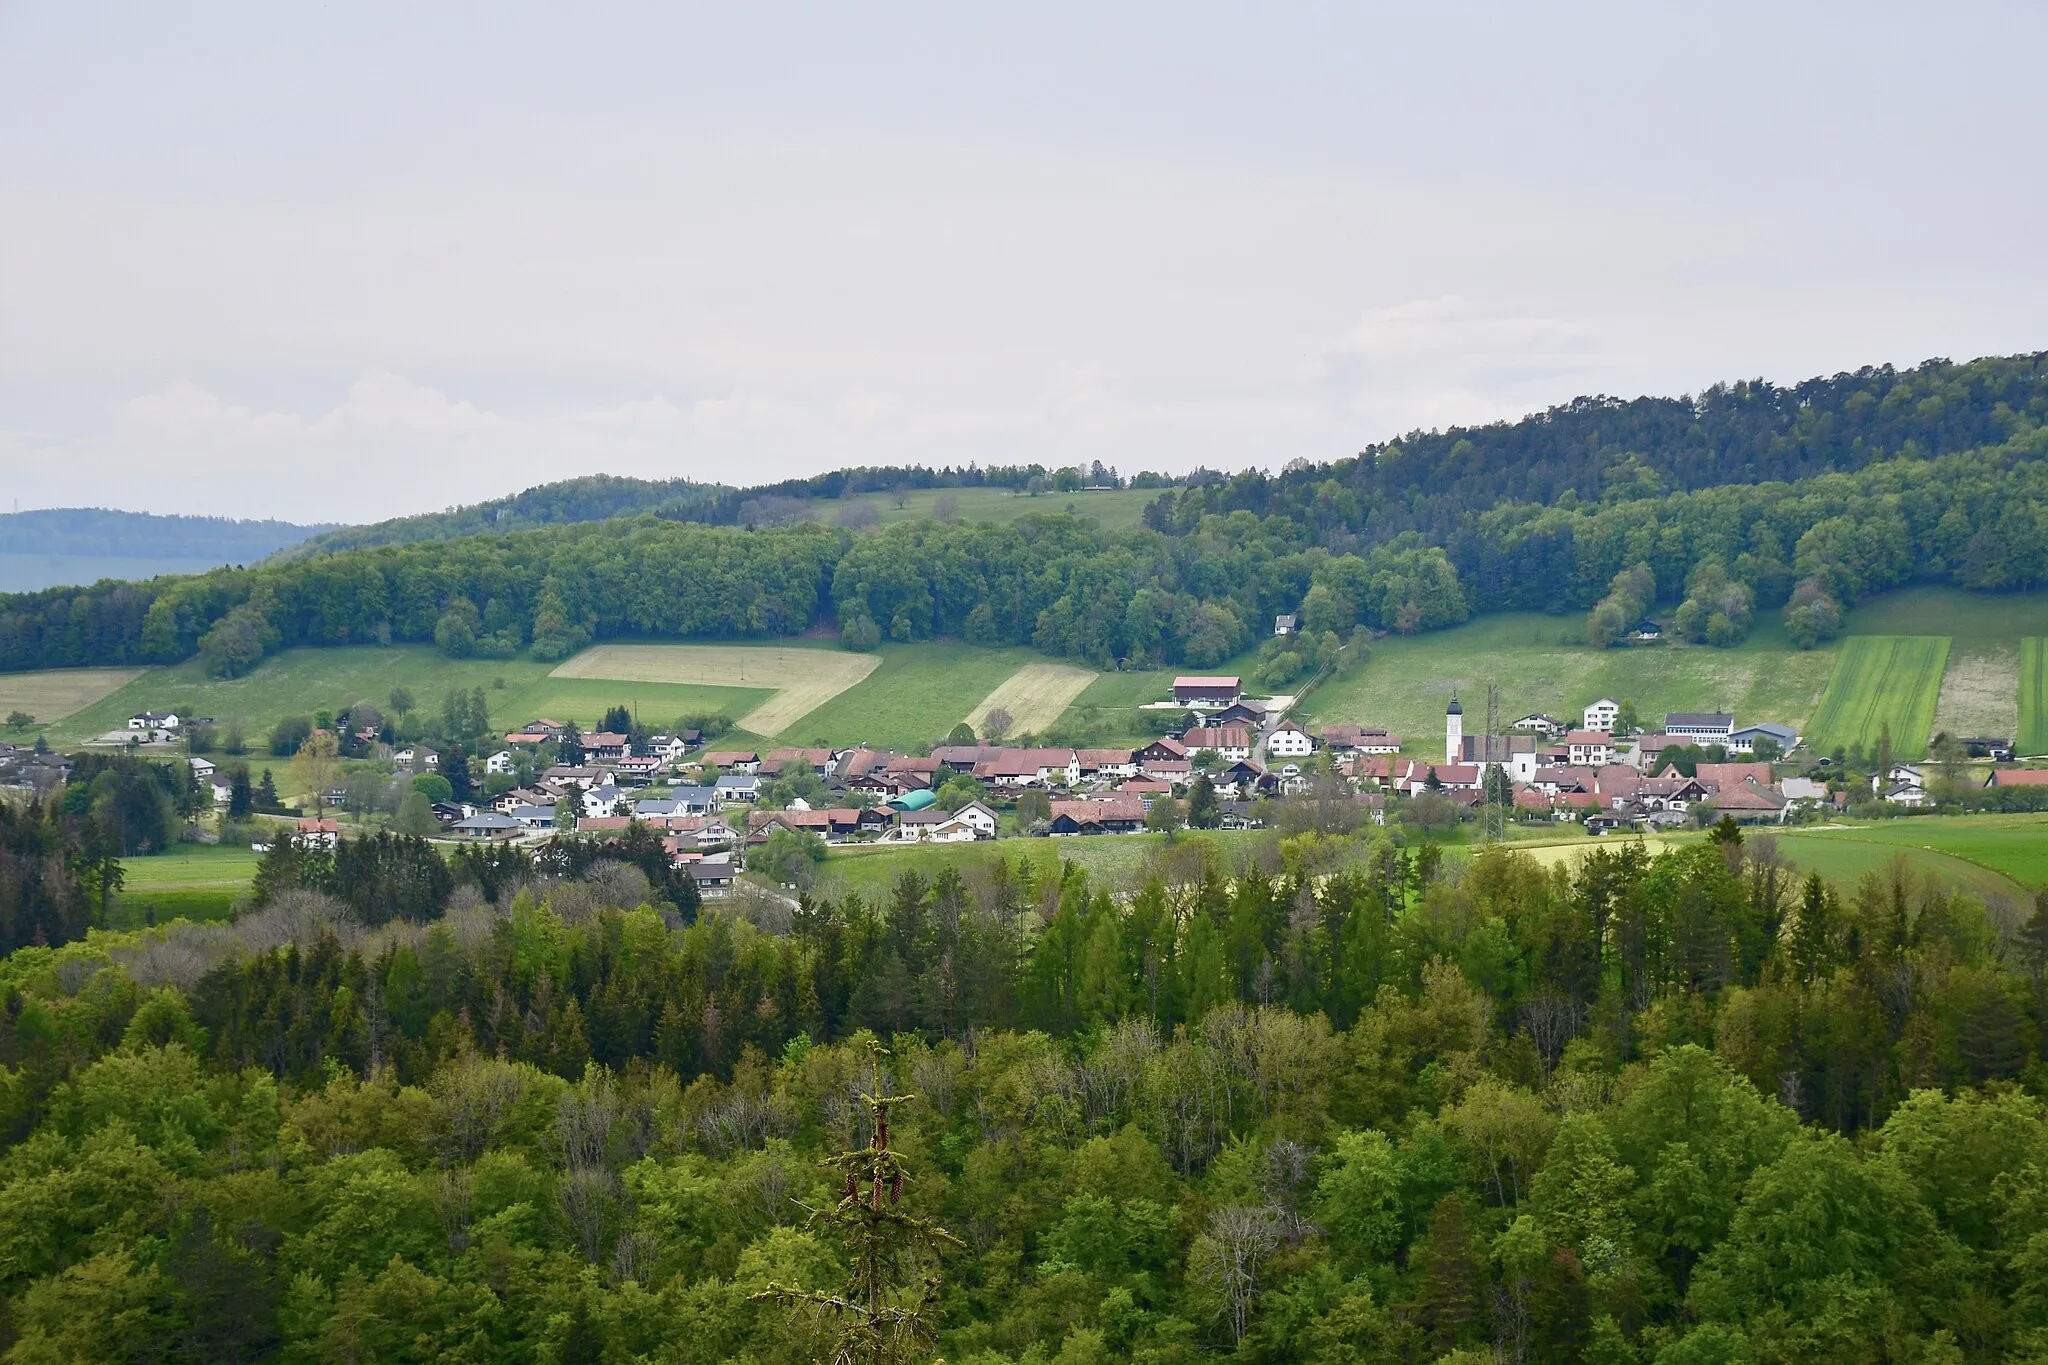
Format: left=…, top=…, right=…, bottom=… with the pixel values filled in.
left=25, top=660, right=2042, bottom=903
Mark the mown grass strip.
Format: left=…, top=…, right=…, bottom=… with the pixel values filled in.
left=2022, top=638, right=2048, bottom=755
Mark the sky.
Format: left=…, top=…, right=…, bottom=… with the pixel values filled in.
left=3, top=2, right=2045, bottom=523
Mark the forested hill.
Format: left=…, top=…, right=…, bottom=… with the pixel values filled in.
left=0, top=507, right=329, bottom=560
left=6, top=351, right=2048, bottom=677
left=1145, top=350, right=2048, bottom=548
left=274, top=475, right=732, bottom=559
left=278, top=462, right=1110, bottom=560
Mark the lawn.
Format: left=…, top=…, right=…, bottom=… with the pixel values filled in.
left=1804, top=636, right=1950, bottom=759
left=46, top=646, right=773, bottom=748
left=111, top=843, right=264, bottom=927
left=774, top=643, right=1053, bottom=750
left=1299, top=613, right=1838, bottom=752
left=551, top=642, right=870, bottom=736
left=2023, top=639, right=2048, bottom=756
left=0, top=667, right=146, bottom=731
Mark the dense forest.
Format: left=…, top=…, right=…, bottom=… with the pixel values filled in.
left=4, top=820, right=2048, bottom=1360
left=1143, top=352, right=2048, bottom=549
left=0, top=508, right=329, bottom=562
left=5, top=408, right=2048, bottom=675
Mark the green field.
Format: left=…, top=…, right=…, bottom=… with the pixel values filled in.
left=111, top=843, right=264, bottom=927
left=1804, top=636, right=1949, bottom=759
left=777, top=643, right=1061, bottom=750
left=819, top=829, right=1275, bottom=900
left=1774, top=814, right=2048, bottom=889
left=1771, top=832, right=2029, bottom=910
left=1299, top=613, right=1838, bottom=749
left=46, top=646, right=773, bottom=748
left=2023, top=639, right=2048, bottom=756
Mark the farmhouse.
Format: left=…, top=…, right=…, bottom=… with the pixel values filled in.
left=702, top=751, right=760, bottom=773
left=129, top=711, right=181, bottom=730
left=1047, top=795, right=1146, bottom=835
left=1511, top=714, right=1568, bottom=738
left=1320, top=725, right=1402, bottom=754
left=1564, top=730, right=1618, bottom=766
left=1173, top=675, right=1242, bottom=708
left=1266, top=720, right=1314, bottom=760
left=1274, top=614, right=1297, bottom=637
left=1182, top=725, right=1253, bottom=762
left=947, top=801, right=1001, bottom=838
left=1987, top=768, right=2048, bottom=789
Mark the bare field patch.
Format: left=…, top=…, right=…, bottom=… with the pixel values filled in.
left=551, top=645, right=878, bottom=736
left=0, top=667, right=146, bottom=725
left=965, top=662, right=1098, bottom=736
left=1934, top=641, right=2020, bottom=739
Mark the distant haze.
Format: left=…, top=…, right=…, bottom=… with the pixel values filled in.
left=3, top=1, right=2044, bottom=521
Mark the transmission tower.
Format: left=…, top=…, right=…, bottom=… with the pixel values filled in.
left=1482, top=681, right=1506, bottom=845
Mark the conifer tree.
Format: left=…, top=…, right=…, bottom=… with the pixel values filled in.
left=754, top=1043, right=963, bottom=1364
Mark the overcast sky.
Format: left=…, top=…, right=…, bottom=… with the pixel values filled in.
left=3, top=2, right=2045, bottom=523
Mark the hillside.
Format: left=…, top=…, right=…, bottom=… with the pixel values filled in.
left=0, top=507, right=333, bottom=591
left=5, top=350, right=2048, bottom=703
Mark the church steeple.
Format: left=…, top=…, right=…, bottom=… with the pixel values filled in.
left=1446, top=693, right=1464, bottom=765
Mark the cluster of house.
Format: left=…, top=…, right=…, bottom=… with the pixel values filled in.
left=1387, top=696, right=1819, bottom=832
left=0, top=742, right=68, bottom=799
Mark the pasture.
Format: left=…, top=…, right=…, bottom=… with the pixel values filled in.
left=2023, top=638, right=2048, bottom=755
left=1803, top=636, right=1949, bottom=759
left=1300, top=613, right=1838, bottom=750
left=0, top=667, right=145, bottom=730
left=552, top=643, right=873, bottom=737
left=965, top=662, right=1098, bottom=737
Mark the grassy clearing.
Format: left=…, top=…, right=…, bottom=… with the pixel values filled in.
left=1934, top=641, right=2020, bottom=740
left=110, top=844, right=265, bottom=927
left=46, top=647, right=773, bottom=748
left=815, top=486, right=1159, bottom=532
left=2023, top=639, right=2048, bottom=756
left=779, top=643, right=1048, bottom=750
left=1805, top=636, right=1950, bottom=759
left=1300, top=613, right=1837, bottom=751
left=0, top=667, right=145, bottom=729
left=552, top=643, right=872, bottom=736
left=965, top=663, right=1098, bottom=736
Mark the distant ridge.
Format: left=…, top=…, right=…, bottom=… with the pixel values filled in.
left=0, top=507, right=331, bottom=559
left=0, top=507, right=336, bottom=591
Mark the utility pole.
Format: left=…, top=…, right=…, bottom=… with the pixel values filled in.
left=1483, top=681, right=1506, bottom=846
